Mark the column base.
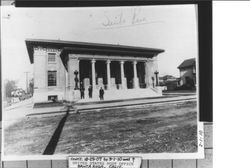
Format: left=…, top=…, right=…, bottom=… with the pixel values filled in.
left=106, top=84, right=111, bottom=90
left=121, top=77, right=127, bottom=89
left=133, top=77, right=139, bottom=89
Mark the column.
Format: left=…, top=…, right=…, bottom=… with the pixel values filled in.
left=133, top=61, right=139, bottom=89
left=106, top=60, right=111, bottom=90
left=120, top=61, right=127, bottom=89
left=91, top=59, right=96, bottom=89
left=142, top=61, right=147, bottom=88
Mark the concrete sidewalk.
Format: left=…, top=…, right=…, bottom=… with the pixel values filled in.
left=2, top=95, right=196, bottom=129
left=27, top=95, right=197, bottom=117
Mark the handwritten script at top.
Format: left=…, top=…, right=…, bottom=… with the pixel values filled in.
left=101, top=8, right=148, bottom=28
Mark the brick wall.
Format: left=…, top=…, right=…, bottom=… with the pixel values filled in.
left=0, top=122, right=212, bottom=168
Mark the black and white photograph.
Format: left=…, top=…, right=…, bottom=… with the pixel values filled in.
left=1, top=4, right=202, bottom=160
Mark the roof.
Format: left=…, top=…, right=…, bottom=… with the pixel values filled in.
left=26, top=39, right=165, bottom=64
left=178, top=58, right=196, bottom=69
left=159, top=75, right=177, bottom=80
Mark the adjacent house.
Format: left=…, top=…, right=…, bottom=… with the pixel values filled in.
left=159, top=75, right=179, bottom=91
left=177, top=58, right=196, bottom=89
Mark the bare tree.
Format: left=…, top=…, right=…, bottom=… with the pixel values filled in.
left=4, top=80, right=17, bottom=99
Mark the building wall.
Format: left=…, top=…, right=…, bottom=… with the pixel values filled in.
left=33, top=47, right=66, bottom=103
left=145, top=58, right=159, bottom=87
left=68, top=54, right=80, bottom=90
left=179, top=67, right=195, bottom=85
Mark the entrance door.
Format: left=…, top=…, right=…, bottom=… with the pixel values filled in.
left=79, top=60, right=91, bottom=88
left=124, top=62, right=133, bottom=89
left=137, top=62, right=146, bottom=88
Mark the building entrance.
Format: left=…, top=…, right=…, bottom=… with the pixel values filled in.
left=95, top=60, right=107, bottom=89
left=110, top=61, right=121, bottom=89
left=79, top=60, right=91, bottom=89
left=79, top=59, right=146, bottom=90
left=137, top=62, right=146, bottom=88
left=124, top=62, right=133, bottom=89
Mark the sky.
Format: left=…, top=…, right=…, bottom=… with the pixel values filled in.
left=1, top=5, right=198, bottom=89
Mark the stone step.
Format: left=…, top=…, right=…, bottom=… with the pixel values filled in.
left=97, top=88, right=161, bottom=99
left=77, top=88, right=162, bottom=103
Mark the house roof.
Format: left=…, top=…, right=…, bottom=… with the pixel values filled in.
left=25, top=39, right=165, bottom=64
left=178, top=58, right=196, bottom=69
left=159, top=75, right=177, bottom=80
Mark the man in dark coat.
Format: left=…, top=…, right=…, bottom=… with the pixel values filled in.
left=99, top=87, right=104, bottom=100
left=88, top=86, right=92, bottom=98
left=80, top=87, right=85, bottom=99
left=80, top=82, right=84, bottom=99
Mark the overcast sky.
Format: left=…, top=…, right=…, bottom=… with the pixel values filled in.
left=1, top=5, right=198, bottom=89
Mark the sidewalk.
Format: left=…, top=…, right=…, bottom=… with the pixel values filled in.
left=2, top=95, right=196, bottom=129
left=27, top=95, right=197, bottom=117
left=4, top=98, right=33, bottom=111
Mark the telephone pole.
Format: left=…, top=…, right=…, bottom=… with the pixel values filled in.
left=24, top=72, right=30, bottom=93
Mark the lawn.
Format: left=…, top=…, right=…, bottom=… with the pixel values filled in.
left=4, top=115, right=63, bottom=155
left=4, top=100, right=197, bottom=155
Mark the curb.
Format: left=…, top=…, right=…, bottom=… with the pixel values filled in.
left=33, top=94, right=194, bottom=109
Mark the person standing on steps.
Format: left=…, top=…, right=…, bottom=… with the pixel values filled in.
left=80, top=87, right=85, bottom=99
left=80, top=81, right=83, bottom=90
left=99, top=87, right=104, bottom=100
left=88, top=86, right=92, bottom=98
left=80, top=82, right=85, bottom=99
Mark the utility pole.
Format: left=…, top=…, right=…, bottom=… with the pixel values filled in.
left=24, top=72, right=30, bottom=94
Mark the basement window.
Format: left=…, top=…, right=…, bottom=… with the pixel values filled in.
left=48, top=95, right=58, bottom=102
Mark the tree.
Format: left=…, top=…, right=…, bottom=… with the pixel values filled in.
left=4, top=80, right=17, bottom=98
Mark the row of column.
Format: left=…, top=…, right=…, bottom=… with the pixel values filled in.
left=91, top=59, right=139, bottom=90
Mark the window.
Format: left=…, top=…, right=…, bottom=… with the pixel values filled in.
left=48, top=71, right=57, bottom=86
left=48, top=53, right=56, bottom=63
left=48, top=95, right=58, bottom=102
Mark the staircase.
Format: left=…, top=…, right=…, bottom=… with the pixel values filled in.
left=77, top=87, right=162, bottom=103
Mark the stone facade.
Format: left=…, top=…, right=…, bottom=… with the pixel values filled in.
left=33, top=47, right=66, bottom=103
left=26, top=39, right=164, bottom=103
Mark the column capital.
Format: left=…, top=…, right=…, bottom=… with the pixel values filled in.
left=120, top=60, right=125, bottom=64
left=91, top=59, right=96, bottom=63
left=133, top=60, right=137, bottom=65
left=106, top=60, right=111, bottom=64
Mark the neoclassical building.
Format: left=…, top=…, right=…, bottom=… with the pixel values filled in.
left=26, top=39, right=165, bottom=103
